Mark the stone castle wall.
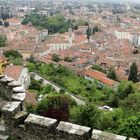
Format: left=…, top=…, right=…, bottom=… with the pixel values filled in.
left=0, top=75, right=137, bottom=140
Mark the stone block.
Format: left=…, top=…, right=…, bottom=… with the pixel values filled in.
left=2, top=101, right=21, bottom=117
left=13, top=86, right=25, bottom=93
left=8, top=81, right=21, bottom=87
left=57, top=121, right=91, bottom=140
left=25, top=114, right=57, bottom=137
left=91, top=129, right=127, bottom=140
left=12, top=93, right=26, bottom=102
left=0, top=76, right=14, bottom=83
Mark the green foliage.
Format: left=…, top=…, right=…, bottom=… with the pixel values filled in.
left=117, top=81, right=137, bottom=100
left=27, top=62, right=114, bottom=104
left=27, top=62, right=36, bottom=72
left=29, top=78, right=42, bottom=91
left=92, top=64, right=105, bottom=73
left=70, top=104, right=101, bottom=129
left=26, top=103, right=36, bottom=114
left=40, top=84, right=55, bottom=95
left=4, top=50, right=22, bottom=59
left=4, top=21, right=9, bottom=27
left=128, top=62, right=139, bottom=83
left=75, top=18, right=87, bottom=26
left=47, top=14, right=68, bottom=33
left=117, top=113, right=140, bottom=139
left=64, top=56, right=73, bottom=62
left=26, top=61, right=140, bottom=139
left=99, top=112, right=114, bottom=130
left=0, top=35, right=7, bottom=47
left=107, top=67, right=118, bottom=81
left=22, top=18, right=29, bottom=25
left=52, top=54, right=60, bottom=62
left=36, top=94, right=74, bottom=121
left=92, top=26, right=100, bottom=34
left=99, top=108, right=123, bottom=131
left=86, top=26, right=92, bottom=40
left=26, top=14, right=69, bottom=34
left=108, top=94, right=119, bottom=108
left=27, top=55, right=36, bottom=63
left=12, top=58, right=23, bottom=65
left=120, top=92, right=140, bottom=112
left=0, top=20, right=3, bottom=26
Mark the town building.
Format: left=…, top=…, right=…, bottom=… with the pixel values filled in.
left=4, top=65, right=30, bottom=89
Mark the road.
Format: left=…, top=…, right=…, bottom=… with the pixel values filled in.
left=31, top=72, right=86, bottom=105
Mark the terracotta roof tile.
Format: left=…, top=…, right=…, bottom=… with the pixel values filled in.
left=4, top=65, right=23, bottom=81
left=85, top=69, right=117, bottom=86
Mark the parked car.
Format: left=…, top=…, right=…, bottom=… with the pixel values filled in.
left=98, top=105, right=113, bottom=111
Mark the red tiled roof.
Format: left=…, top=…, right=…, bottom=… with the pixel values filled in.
left=74, top=35, right=86, bottom=44
left=85, top=69, right=117, bottom=86
left=6, top=18, right=21, bottom=24
left=4, top=65, right=23, bottom=81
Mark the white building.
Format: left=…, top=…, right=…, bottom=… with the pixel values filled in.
left=114, top=29, right=140, bottom=47
left=4, top=65, right=30, bottom=89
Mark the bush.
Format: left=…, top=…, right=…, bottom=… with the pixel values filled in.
left=0, top=35, right=7, bottom=47
left=4, top=50, right=22, bottom=59
left=92, top=64, right=105, bottom=73
left=52, top=54, right=60, bottom=62
left=29, top=78, right=42, bottom=91
left=22, top=18, right=29, bottom=25
left=36, top=94, right=73, bottom=121
left=4, top=21, right=9, bottom=27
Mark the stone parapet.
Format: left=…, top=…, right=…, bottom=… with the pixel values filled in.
left=91, top=130, right=127, bottom=140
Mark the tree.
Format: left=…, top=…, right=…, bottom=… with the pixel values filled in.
left=92, top=64, right=105, bottom=73
left=70, top=104, right=101, bottom=129
left=0, top=20, right=3, bottom=26
left=99, top=108, right=124, bottom=131
left=0, top=35, right=7, bottom=47
left=120, top=92, right=140, bottom=112
left=21, top=18, right=29, bottom=25
left=75, top=18, right=87, bottom=26
left=4, top=21, right=9, bottom=27
left=107, top=67, right=117, bottom=81
left=117, top=81, right=137, bottom=100
left=109, top=94, right=119, bottom=108
left=40, top=84, right=54, bottom=95
left=128, top=62, right=139, bottom=83
left=86, top=26, right=91, bottom=41
left=4, top=50, right=22, bottom=59
left=12, top=58, right=23, bottom=65
left=99, top=112, right=114, bottom=130
left=52, top=54, right=60, bottom=62
left=29, top=78, right=42, bottom=91
left=28, top=55, right=36, bottom=63
left=36, top=94, right=73, bottom=121
left=117, top=114, right=140, bottom=139
left=64, top=56, right=73, bottom=62
left=92, top=26, right=100, bottom=34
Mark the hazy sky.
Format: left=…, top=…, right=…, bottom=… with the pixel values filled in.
left=96, top=0, right=140, bottom=3
left=65, top=0, right=140, bottom=4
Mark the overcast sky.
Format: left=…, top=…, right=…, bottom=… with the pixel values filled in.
left=67, top=0, right=140, bottom=4
left=95, top=0, right=140, bottom=3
